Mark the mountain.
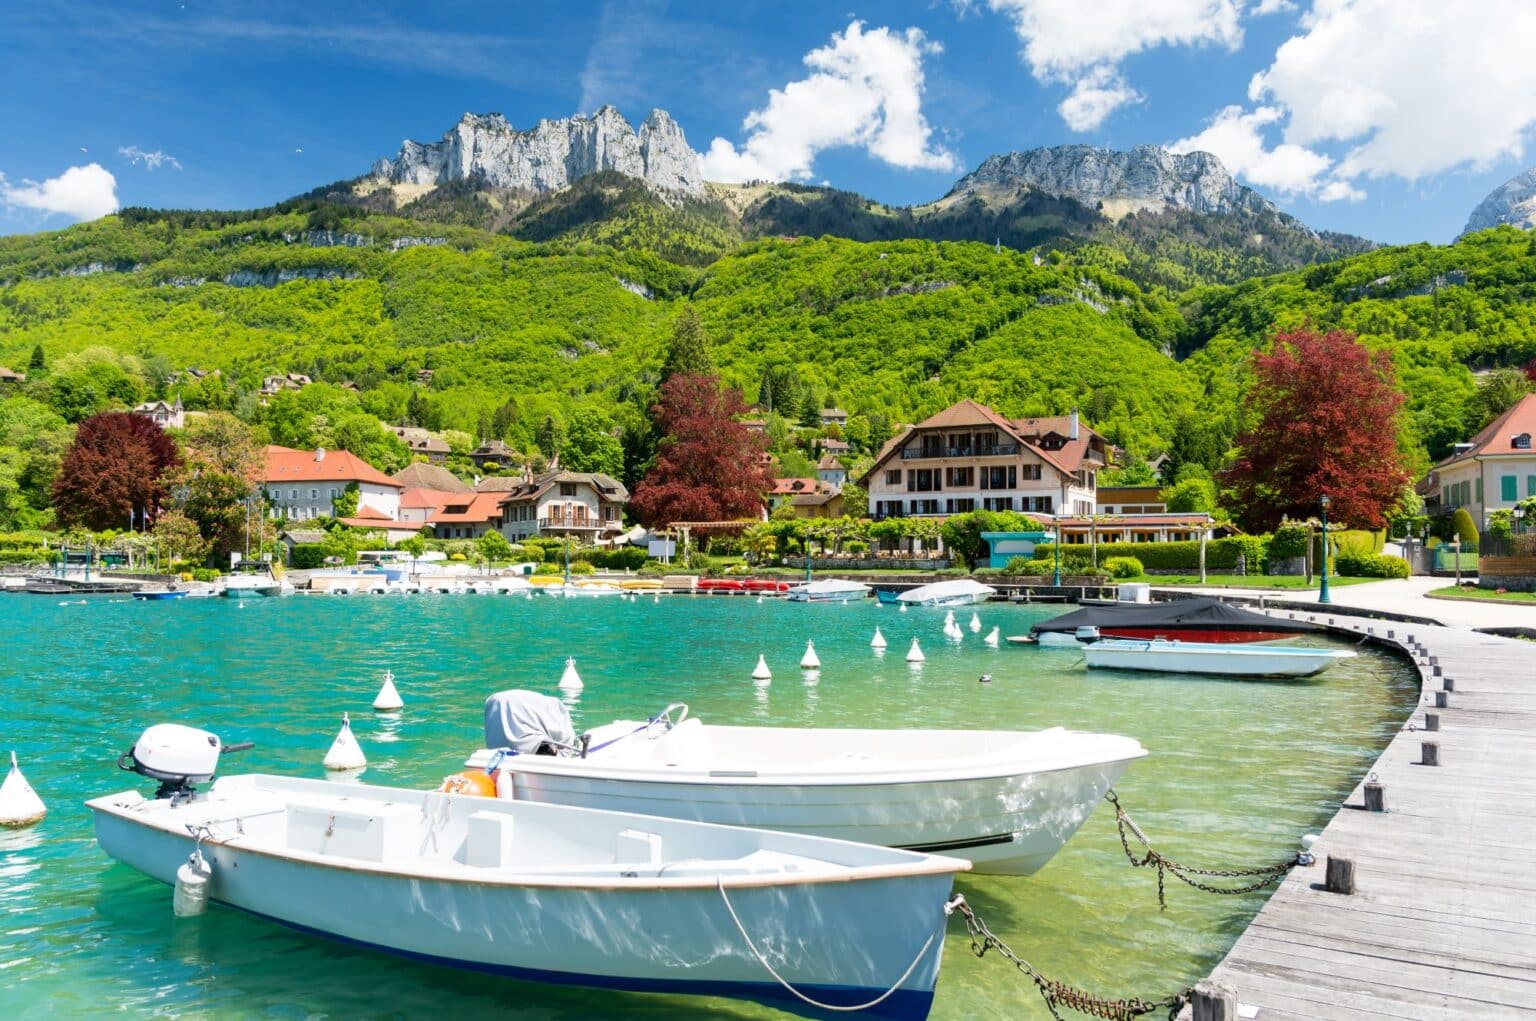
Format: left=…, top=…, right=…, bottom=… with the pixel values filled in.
left=1462, top=166, right=1536, bottom=235
left=366, top=106, right=704, bottom=199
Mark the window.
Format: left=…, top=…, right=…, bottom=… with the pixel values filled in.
left=947, top=466, right=973, bottom=487
left=885, top=470, right=902, bottom=485
left=329, top=488, right=338, bottom=499
left=1476, top=478, right=1483, bottom=502
left=946, top=498, right=975, bottom=513
left=560, top=483, right=577, bottom=496
left=1529, top=475, right=1536, bottom=497
left=1515, top=433, right=1532, bottom=449
left=290, top=489, right=298, bottom=500
left=1502, top=475, right=1518, bottom=502
left=311, top=489, right=318, bottom=500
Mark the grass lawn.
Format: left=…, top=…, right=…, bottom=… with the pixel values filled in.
left=1427, top=585, right=1536, bottom=604
left=1140, top=573, right=1373, bottom=589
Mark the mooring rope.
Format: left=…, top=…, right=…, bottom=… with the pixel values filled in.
left=1105, top=789, right=1310, bottom=910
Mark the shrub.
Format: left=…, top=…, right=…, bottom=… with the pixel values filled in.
left=1033, top=537, right=1265, bottom=572
left=1102, top=556, right=1144, bottom=579
left=845, top=540, right=868, bottom=555
left=191, top=568, right=219, bottom=582
left=1267, top=523, right=1309, bottom=560
left=288, top=544, right=328, bottom=570
left=1335, top=551, right=1410, bottom=578
left=568, top=560, right=595, bottom=575
left=1072, top=567, right=1112, bottom=579
left=1451, top=507, right=1479, bottom=552
left=532, top=560, right=562, bottom=575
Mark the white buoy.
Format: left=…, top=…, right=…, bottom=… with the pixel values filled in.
left=323, top=713, right=366, bottom=770
left=906, top=638, right=925, bottom=663
left=173, top=850, right=212, bottom=917
left=870, top=626, right=887, bottom=649
left=752, top=654, right=773, bottom=681
left=653, top=594, right=660, bottom=604
left=559, top=657, right=584, bottom=692
left=985, top=626, right=1000, bottom=648
left=969, top=613, right=982, bottom=633
left=0, top=752, right=46, bottom=828
left=899, top=602, right=908, bottom=613
left=800, top=641, right=821, bottom=670
left=372, top=669, right=403, bottom=712
left=756, top=594, right=764, bottom=604
left=945, top=620, right=963, bottom=640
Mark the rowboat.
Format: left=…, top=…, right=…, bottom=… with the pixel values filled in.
left=90, top=767, right=966, bottom=1021
left=785, top=578, right=872, bottom=602
left=468, top=692, right=1145, bottom=876
left=1082, top=638, right=1356, bottom=677
left=131, top=588, right=188, bottom=600
left=896, top=580, right=996, bottom=607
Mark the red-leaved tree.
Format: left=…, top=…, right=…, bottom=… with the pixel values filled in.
left=53, top=411, right=181, bottom=530
left=631, top=373, right=771, bottom=526
left=1220, top=327, right=1411, bottom=531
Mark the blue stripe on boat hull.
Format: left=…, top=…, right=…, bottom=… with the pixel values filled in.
left=222, top=898, right=939, bottom=1021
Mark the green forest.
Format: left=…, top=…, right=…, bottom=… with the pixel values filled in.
left=1, top=200, right=1534, bottom=531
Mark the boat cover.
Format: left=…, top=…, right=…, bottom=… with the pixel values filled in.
left=484, top=690, right=577, bottom=754
left=1029, top=597, right=1320, bottom=636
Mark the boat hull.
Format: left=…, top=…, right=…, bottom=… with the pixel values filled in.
left=89, top=786, right=954, bottom=1021
left=1083, top=639, right=1355, bottom=677
left=132, top=590, right=188, bottom=600
left=1094, top=627, right=1305, bottom=644
left=896, top=581, right=996, bottom=607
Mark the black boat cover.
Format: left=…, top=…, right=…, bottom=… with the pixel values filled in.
left=1029, top=596, right=1320, bottom=635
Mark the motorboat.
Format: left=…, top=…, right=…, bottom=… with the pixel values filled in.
left=1030, top=597, right=1319, bottom=644
left=466, top=692, right=1145, bottom=876
left=90, top=724, right=967, bottom=1021
left=132, top=587, right=189, bottom=601
left=223, top=572, right=284, bottom=598
left=549, top=581, right=625, bottom=597
left=1082, top=638, right=1356, bottom=677
left=785, top=578, right=872, bottom=603
left=896, top=580, right=996, bottom=607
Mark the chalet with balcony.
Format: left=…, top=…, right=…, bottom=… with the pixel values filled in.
left=132, top=397, right=185, bottom=430
left=1419, top=393, right=1536, bottom=528
left=859, top=400, right=1105, bottom=520
left=468, top=439, right=519, bottom=470
left=390, top=425, right=450, bottom=464
left=465, top=470, right=629, bottom=541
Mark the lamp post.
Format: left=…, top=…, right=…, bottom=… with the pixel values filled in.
left=1516, top=505, right=1527, bottom=537
left=1052, top=514, right=1062, bottom=586
left=1318, top=493, right=1332, bottom=604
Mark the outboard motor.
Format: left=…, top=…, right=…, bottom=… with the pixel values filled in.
left=484, top=690, right=578, bottom=756
left=117, top=724, right=252, bottom=801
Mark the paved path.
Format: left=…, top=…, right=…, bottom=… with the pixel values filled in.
left=1163, top=577, right=1536, bottom=630
left=1180, top=605, right=1536, bottom=1019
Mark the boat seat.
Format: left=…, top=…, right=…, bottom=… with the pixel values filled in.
left=465, top=810, right=516, bottom=868
left=650, top=718, right=709, bottom=769
left=615, top=828, right=663, bottom=864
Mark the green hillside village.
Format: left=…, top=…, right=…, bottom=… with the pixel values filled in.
left=3, top=199, right=1536, bottom=596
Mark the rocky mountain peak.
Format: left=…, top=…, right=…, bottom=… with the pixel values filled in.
left=1462, top=166, right=1536, bottom=236
left=368, top=106, right=704, bottom=197
left=947, top=144, right=1281, bottom=221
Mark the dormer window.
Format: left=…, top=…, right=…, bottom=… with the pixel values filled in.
left=1515, top=433, right=1532, bottom=450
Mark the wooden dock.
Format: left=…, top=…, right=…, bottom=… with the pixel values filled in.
left=1188, top=608, right=1536, bottom=1020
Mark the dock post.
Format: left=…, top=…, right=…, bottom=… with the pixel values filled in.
left=1422, top=741, right=1440, bottom=766
left=1435, top=691, right=1450, bottom=709
left=1424, top=713, right=1439, bottom=732
left=1363, top=781, right=1386, bottom=812
left=1444, top=677, right=1455, bottom=692
left=1325, top=855, right=1356, bottom=895
left=1191, top=981, right=1237, bottom=1021
left=1432, top=665, right=1443, bottom=679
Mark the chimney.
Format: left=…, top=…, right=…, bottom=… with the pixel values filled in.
left=1070, top=408, right=1079, bottom=441
left=314, top=447, right=326, bottom=462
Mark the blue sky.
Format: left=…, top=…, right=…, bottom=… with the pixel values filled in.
left=3, top=1, right=1535, bottom=244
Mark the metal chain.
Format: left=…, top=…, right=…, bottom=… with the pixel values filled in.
left=946, top=895, right=1189, bottom=1021
left=1105, top=790, right=1308, bottom=910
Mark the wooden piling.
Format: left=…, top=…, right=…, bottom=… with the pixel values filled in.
left=1190, top=981, right=1237, bottom=1021
left=1424, top=713, right=1439, bottom=731
left=1363, top=781, right=1386, bottom=812
left=1435, top=691, right=1450, bottom=708
left=1444, top=677, right=1455, bottom=691
left=1324, top=855, right=1356, bottom=895
left=1422, top=741, right=1440, bottom=766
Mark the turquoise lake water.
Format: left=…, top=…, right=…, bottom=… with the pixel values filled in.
left=0, top=593, right=1417, bottom=1020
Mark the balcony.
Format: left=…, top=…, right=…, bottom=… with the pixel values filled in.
left=900, top=443, right=1019, bottom=459
left=539, top=513, right=622, bottom=531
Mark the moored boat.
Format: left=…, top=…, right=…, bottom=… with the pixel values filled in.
left=468, top=691, right=1145, bottom=876
left=131, top=588, right=189, bottom=601
left=90, top=727, right=968, bottom=1021
left=1082, top=637, right=1356, bottom=677
left=896, top=579, right=996, bottom=607
left=786, top=578, right=872, bottom=603
left=1030, top=596, right=1319, bottom=644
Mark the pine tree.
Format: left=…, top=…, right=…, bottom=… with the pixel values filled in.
left=28, top=344, right=45, bottom=374
left=660, top=306, right=713, bottom=381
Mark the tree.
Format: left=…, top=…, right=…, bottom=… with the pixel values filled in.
left=478, top=530, right=513, bottom=564
left=163, top=412, right=264, bottom=565
left=491, top=398, right=519, bottom=441
left=28, top=344, right=45, bottom=374
left=631, top=373, right=771, bottom=526
left=534, top=414, right=567, bottom=460
left=660, top=306, right=713, bottom=381
left=52, top=412, right=180, bottom=530
left=563, top=409, right=624, bottom=477
left=331, top=481, right=360, bottom=518
left=1471, top=369, right=1533, bottom=430
left=152, top=510, right=210, bottom=566
left=1220, top=328, right=1411, bottom=531
left=398, top=534, right=427, bottom=559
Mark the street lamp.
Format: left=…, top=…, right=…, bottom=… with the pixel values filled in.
left=1052, top=513, right=1062, bottom=586
left=1318, top=493, right=1332, bottom=605
left=1516, top=505, right=1527, bottom=537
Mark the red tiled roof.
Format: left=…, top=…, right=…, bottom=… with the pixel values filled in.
left=399, top=488, right=456, bottom=511
left=427, top=492, right=506, bottom=525
left=338, top=512, right=423, bottom=531
left=264, top=445, right=401, bottom=488
left=769, top=477, right=823, bottom=495
left=1432, top=393, right=1536, bottom=468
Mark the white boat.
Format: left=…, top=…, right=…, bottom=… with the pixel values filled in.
left=548, top=581, right=625, bottom=597
left=223, top=573, right=284, bottom=598
left=785, top=578, right=872, bottom=603
left=467, top=692, right=1145, bottom=876
left=896, top=580, right=996, bottom=607
left=90, top=732, right=967, bottom=1021
left=1082, top=638, right=1357, bottom=677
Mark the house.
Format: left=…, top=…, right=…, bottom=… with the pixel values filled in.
left=768, top=478, right=845, bottom=519
left=132, top=397, right=185, bottom=431
left=816, top=455, right=848, bottom=491
left=819, top=438, right=851, bottom=456
left=0, top=366, right=28, bottom=384
left=1097, top=485, right=1166, bottom=515
left=819, top=408, right=849, bottom=427
left=392, top=462, right=470, bottom=494
left=426, top=493, right=509, bottom=539
left=1419, top=393, right=1536, bottom=528
left=399, top=487, right=455, bottom=524
left=490, top=470, right=629, bottom=542
left=414, top=368, right=435, bottom=386
left=389, top=425, right=451, bottom=465
left=739, top=418, right=768, bottom=434
left=263, top=445, right=402, bottom=522
left=336, top=506, right=425, bottom=543
left=1043, top=513, right=1227, bottom=545
left=468, top=439, right=519, bottom=470
left=259, top=372, right=312, bottom=397
left=859, top=399, right=1106, bottom=520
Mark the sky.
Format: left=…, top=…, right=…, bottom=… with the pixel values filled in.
left=4, top=0, right=1536, bottom=244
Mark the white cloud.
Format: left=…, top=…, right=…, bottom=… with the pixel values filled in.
left=1169, top=104, right=1352, bottom=198
left=1251, top=0, right=1295, bottom=14
left=118, top=146, right=182, bottom=171
left=1250, top=0, right=1536, bottom=182
left=1057, top=66, right=1142, bottom=132
left=983, top=0, right=1242, bottom=126
left=1, top=163, right=119, bottom=221
left=701, top=20, right=957, bottom=183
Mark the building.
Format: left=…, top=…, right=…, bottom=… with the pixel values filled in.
left=816, top=455, right=848, bottom=491
left=259, top=372, right=312, bottom=397
left=389, top=425, right=450, bottom=464
left=491, top=470, right=629, bottom=541
left=1046, top=513, right=1225, bottom=544
left=392, top=462, right=471, bottom=494
left=131, top=397, right=185, bottom=431
left=768, top=478, right=845, bottom=519
left=0, top=366, right=28, bottom=384
left=859, top=399, right=1106, bottom=520
left=1419, top=393, right=1536, bottom=527
left=336, top=506, right=425, bottom=543
left=427, top=492, right=510, bottom=540
left=263, top=446, right=402, bottom=522
left=819, top=408, right=849, bottom=427
left=1097, top=485, right=1166, bottom=515
left=468, top=439, right=519, bottom=470
left=819, top=437, right=852, bottom=457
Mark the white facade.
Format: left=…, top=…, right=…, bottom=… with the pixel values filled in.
left=499, top=482, right=621, bottom=541
left=266, top=482, right=401, bottom=522
left=868, top=461, right=1096, bottom=519
left=1436, top=455, right=1536, bottom=528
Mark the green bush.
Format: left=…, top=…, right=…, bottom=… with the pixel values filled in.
left=1268, top=523, right=1309, bottom=560
left=532, top=560, right=562, bottom=575
left=579, top=546, right=648, bottom=571
left=1102, top=556, right=1144, bottom=579
left=0, top=549, right=46, bottom=564
left=191, top=568, right=219, bottom=582
left=1451, top=507, right=1479, bottom=552
left=1335, top=551, right=1410, bottom=578
left=288, top=544, right=328, bottom=570
left=568, top=560, right=595, bottom=575
left=1033, top=536, right=1264, bottom=572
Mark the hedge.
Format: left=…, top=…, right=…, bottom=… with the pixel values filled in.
left=1033, top=536, right=1267, bottom=572
left=1102, top=556, right=1144, bottom=579
left=288, top=544, right=329, bottom=570
left=1336, top=551, right=1410, bottom=579
left=577, top=546, right=648, bottom=570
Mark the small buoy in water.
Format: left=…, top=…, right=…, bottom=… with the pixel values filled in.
left=984, top=626, right=1000, bottom=648
left=906, top=638, right=925, bottom=663
left=979, top=674, right=992, bottom=684
left=372, top=669, right=403, bottom=712
left=323, top=713, right=366, bottom=770
left=0, top=752, right=47, bottom=828
left=945, top=621, right=963, bottom=641
left=173, top=849, right=212, bottom=917
left=870, top=626, right=887, bottom=649
left=653, top=594, right=660, bottom=604
left=899, top=602, right=908, bottom=613
left=800, top=641, right=820, bottom=670
left=559, top=657, right=584, bottom=692
left=756, top=595, right=763, bottom=604
left=969, top=613, right=982, bottom=633
left=752, top=654, right=772, bottom=681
